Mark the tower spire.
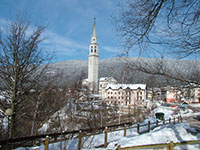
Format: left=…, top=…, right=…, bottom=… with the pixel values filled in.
left=91, top=18, right=97, bottom=39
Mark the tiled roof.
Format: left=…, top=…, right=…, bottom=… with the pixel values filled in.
left=105, top=84, right=146, bottom=90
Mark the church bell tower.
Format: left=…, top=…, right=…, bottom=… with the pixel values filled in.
left=88, top=18, right=99, bottom=93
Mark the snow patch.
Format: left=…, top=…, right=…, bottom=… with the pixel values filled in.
left=107, top=123, right=200, bottom=150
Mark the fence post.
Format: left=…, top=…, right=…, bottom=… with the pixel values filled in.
left=124, top=124, right=127, bottom=137
left=174, top=117, right=176, bottom=124
left=163, top=119, right=165, bottom=125
left=78, top=131, right=82, bottom=150
left=104, top=127, right=108, bottom=147
left=148, top=121, right=150, bottom=132
left=156, top=120, right=158, bottom=127
left=177, top=116, right=180, bottom=123
left=168, top=141, right=174, bottom=150
left=44, top=136, right=49, bottom=150
left=116, top=145, right=121, bottom=150
left=137, top=123, right=140, bottom=134
left=169, top=118, right=171, bottom=124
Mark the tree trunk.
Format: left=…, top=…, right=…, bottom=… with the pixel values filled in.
left=10, top=64, right=18, bottom=138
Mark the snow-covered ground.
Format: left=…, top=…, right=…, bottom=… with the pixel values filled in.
left=16, top=103, right=200, bottom=150
left=190, top=103, right=200, bottom=107
left=107, top=123, right=200, bottom=150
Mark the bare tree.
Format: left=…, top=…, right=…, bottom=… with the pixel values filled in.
left=114, top=0, right=200, bottom=58
left=0, top=16, right=51, bottom=139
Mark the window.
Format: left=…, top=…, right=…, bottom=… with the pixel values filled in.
left=91, top=46, right=93, bottom=53
left=94, top=49, right=96, bottom=52
left=95, top=46, right=97, bottom=48
left=93, top=38, right=95, bottom=41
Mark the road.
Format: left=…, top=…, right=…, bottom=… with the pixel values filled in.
left=184, top=105, right=200, bottom=132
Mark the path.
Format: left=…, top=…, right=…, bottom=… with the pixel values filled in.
left=185, top=105, right=200, bottom=132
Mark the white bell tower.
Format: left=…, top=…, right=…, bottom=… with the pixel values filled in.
left=88, top=18, right=99, bottom=93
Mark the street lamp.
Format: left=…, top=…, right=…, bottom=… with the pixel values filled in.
left=5, top=108, right=13, bottom=116
left=5, top=108, right=13, bottom=150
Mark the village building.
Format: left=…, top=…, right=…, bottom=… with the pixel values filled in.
left=104, top=84, right=147, bottom=107
left=193, top=87, right=200, bottom=103
left=166, top=88, right=181, bottom=103
left=166, top=87, right=200, bottom=103
left=147, top=88, right=162, bottom=101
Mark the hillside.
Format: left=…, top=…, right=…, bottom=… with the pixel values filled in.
left=47, top=57, right=200, bottom=87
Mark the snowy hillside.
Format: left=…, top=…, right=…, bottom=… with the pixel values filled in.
left=46, top=57, right=200, bottom=86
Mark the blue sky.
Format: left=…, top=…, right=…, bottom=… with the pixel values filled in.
left=0, top=0, right=123, bottom=62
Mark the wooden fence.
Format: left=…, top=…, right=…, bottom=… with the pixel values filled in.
left=1, top=116, right=184, bottom=150
left=0, top=122, right=132, bottom=149
left=44, top=116, right=183, bottom=150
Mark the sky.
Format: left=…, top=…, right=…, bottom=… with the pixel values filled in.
left=0, top=0, right=123, bottom=62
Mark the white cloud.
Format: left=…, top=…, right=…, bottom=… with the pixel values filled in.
left=102, top=46, right=121, bottom=53
left=43, top=30, right=88, bottom=56
left=0, top=18, right=8, bottom=25
left=0, top=18, right=10, bottom=30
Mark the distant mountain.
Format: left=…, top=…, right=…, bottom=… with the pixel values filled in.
left=47, top=57, right=200, bottom=87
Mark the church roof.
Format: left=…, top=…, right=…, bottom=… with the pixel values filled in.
left=99, top=76, right=117, bottom=82
left=105, top=84, right=146, bottom=90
